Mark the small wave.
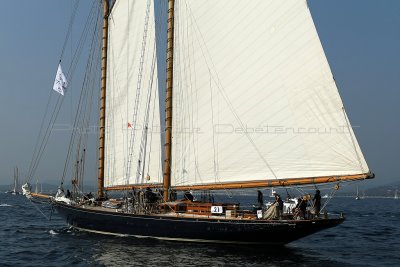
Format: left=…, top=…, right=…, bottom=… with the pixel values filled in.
left=49, top=230, right=59, bottom=235
left=0, top=203, right=12, bottom=207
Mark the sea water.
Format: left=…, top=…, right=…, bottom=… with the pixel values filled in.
left=0, top=192, right=399, bottom=266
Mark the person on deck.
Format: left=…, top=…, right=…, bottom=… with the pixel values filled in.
left=300, top=196, right=308, bottom=219
left=145, top=187, right=156, bottom=203
left=170, top=189, right=177, bottom=201
left=183, top=191, right=194, bottom=202
left=66, top=189, right=71, bottom=199
left=263, top=193, right=283, bottom=220
left=257, top=190, right=264, bottom=208
left=55, top=183, right=65, bottom=198
left=293, top=198, right=301, bottom=218
left=313, top=190, right=321, bottom=217
left=276, top=194, right=283, bottom=217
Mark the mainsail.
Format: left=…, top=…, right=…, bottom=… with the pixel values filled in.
left=171, top=0, right=369, bottom=188
left=104, top=0, right=162, bottom=187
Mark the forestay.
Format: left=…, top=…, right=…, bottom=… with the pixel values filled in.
left=171, top=0, right=369, bottom=187
left=104, top=0, right=162, bottom=187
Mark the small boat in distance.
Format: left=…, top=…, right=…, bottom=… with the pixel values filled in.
left=7, top=167, right=20, bottom=195
left=34, top=178, right=43, bottom=194
left=269, top=188, right=277, bottom=198
left=355, top=186, right=360, bottom=200
left=322, top=194, right=330, bottom=199
left=395, top=189, right=399, bottom=200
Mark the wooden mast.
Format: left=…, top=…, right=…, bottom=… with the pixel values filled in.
left=97, top=0, right=109, bottom=198
left=163, top=0, right=175, bottom=202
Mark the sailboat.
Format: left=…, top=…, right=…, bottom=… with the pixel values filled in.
left=35, top=178, right=43, bottom=194
left=27, top=0, right=375, bottom=245
left=322, top=193, right=330, bottom=199
left=8, top=167, right=20, bottom=195
left=35, top=178, right=38, bottom=194
left=269, top=188, right=277, bottom=198
left=395, top=190, right=399, bottom=200
left=355, top=186, right=360, bottom=200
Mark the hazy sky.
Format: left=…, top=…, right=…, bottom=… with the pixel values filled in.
left=0, top=0, right=399, bottom=188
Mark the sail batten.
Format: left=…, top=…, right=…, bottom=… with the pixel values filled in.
left=170, top=0, right=369, bottom=187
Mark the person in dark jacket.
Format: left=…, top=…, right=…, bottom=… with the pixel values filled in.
left=257, top=190, right=264, bottom=208
left=273, top=194, right=283, bottom=218
left=300, top=197, right=308, bottom=219
left=313, top=190, right=321, bottom=216
left=66, top=189, right=71, bottom=199
left=184, top=191, right=194, bottom=202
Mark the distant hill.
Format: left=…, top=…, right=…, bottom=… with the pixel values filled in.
left=314, top=181, right=400, bottom=198
left=363, top=182, right=400, bottom=198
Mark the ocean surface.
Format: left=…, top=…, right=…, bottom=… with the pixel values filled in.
left=1, top=192, right=399, bottom=267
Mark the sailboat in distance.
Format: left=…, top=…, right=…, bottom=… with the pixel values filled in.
left=7, top=167, right=20, bottom=195
left=270, top=188, right=277, bottom=198
left=28, top=0, right=374, bottom=245
left=355, top=186, right=360, bottom=200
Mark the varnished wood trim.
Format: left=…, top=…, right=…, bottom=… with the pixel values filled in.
left=31, top=192, right=51, bottom=199
left=163, top=0, right=175, bottom=201
left=104, top=184, right=163, bottom=191
left=171, top=173, right=373, bottom=191
left=97, top=0, right=110, bottom=198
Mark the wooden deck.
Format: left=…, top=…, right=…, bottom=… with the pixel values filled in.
left=78, top=200, right=260, bottom=221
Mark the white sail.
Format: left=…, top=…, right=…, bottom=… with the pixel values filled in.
left=104, top=0, right=162, bottom=187
left=171, top=0, right=369, bottom=187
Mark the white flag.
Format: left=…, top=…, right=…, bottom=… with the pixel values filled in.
left=53, top=64, right=68, bottom=95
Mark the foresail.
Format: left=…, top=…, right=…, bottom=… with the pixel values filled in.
left=171, top=0, right=369, bottom=187
left=104, top=0, right=162, bottom=187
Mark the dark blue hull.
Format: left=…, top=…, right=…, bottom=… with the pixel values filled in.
left=53, top=202, right=344, bottom=245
